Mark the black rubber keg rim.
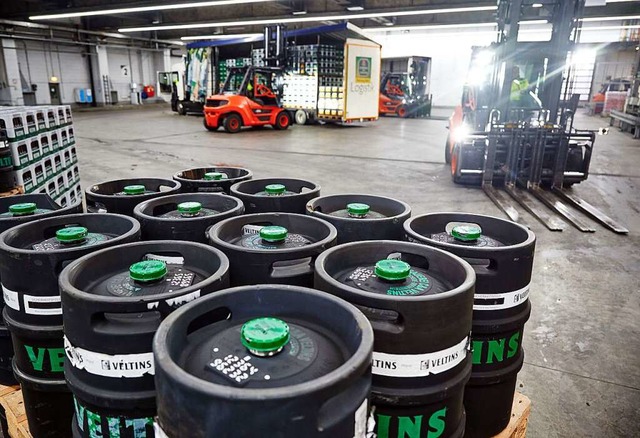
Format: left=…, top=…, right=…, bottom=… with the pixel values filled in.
left=173, top=166, right=253, bottom=182
left=315, top=239, right=476, bottom=303
left=306, top=193, right=411, bottom=223
left=229, top=177, right=321, bottom=197
left=133, top=193, right=245, bottom=222
left=0, top=213, right=140, bottom=255
left=85, top=177, right=181, bottom=199
left=153, top=284, right=374, bottom=400
left=59, top=240, right=230, bottom=305
left=0, top=194, right=83, bottom=227
left=403, top=212, right=535, bottom=254
left=208, top=212, right=338, bottom=254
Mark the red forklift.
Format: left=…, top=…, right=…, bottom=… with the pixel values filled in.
left=203, top=65, right=291, bottom=133
left=379, top=56, right=432, bottom=118
left=379, top=72, right=411, bottom=117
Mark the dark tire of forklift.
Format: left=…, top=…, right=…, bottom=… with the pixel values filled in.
left=203, top=118, right=217, bottom=132
left=177, top=102, right=187, bottom=116
left=445, top=134, right=452, bottom=164
left=223, top=114, right=243, bottom=134
left=451, top=143, right=483, bottom=185
left=397, top=105, right=409, bottom=118
left=273, top=111, right=291, bottom=130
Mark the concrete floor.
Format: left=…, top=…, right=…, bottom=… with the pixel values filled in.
left=73, top=105, right=639, bottom=437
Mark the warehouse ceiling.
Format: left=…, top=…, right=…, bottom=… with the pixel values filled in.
left=0, top=0, right=638, bottom=45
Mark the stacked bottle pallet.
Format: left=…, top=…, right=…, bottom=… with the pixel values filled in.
left=317, top=44, right=345, bottom=118
left=0, top=106, right=81, bottom=207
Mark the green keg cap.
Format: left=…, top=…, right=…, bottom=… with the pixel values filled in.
left=241, top=317, right=290, bottom=356
left=347, top=203, right=370, bottom=217
left=375, top=259, right=411, bottom=281
left=123, top=185, right=145, bottom=195
left=451, top=225, right=481, bottom=241
left=265, top=184, right=286, bottom=195
left=204, top=172, right=224, bottom=181
left=177, top=201, right=202, bottom=215
left=9, top=203, right=37, bottom=216
left=129, top=260, right=168, bottom=283
left=260, top=226, right=288, bottom=243
left=56, top=226, right=88, bottom=243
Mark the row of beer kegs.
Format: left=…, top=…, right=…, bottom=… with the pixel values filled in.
left=0, top=165, right=535, bottom=438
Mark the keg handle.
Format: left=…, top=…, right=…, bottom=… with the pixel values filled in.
left=316, top=375, right=370, bottom=432
left=270, top=257, right=314, bottom=279
left=89, top=309, right=162, bottom=336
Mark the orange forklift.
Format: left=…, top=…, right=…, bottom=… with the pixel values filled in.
left=379, top=72, right=410, bottom=117
left=203, top=65, right=291, bottom=133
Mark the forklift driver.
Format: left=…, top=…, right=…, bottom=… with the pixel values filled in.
left=510, top=66, right=529, bottom=104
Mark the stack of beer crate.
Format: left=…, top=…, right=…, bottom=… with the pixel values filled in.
left=0, top=106, right=81, bottom=207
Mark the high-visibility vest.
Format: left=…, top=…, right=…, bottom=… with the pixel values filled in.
left=511, top=78, right=529, bottom=102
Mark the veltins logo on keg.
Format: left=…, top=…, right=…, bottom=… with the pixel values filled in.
left=356, top=57, right=372, bottom=83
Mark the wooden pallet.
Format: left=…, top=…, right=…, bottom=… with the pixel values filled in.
left=494, top=392, right=531, bottom=438
left=0, top=187, right=23, bottom=199
left=0, top=385, right=31, bottom=438
left=0, top=383, right=529, bottom=438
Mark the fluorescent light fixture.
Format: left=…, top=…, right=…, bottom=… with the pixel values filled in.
left=181, top=33, right=262, bottom=40
left=384, top=21, right=395, bottom=26
left=30, top=0, right=275, bottom=21
left=605, top=0, right=640, bottom=2
left=582, top=24, right=640, bottom=30
left=118, top=5, right=498, bottom=32
left=364, top=23, right=497, bottom=32
left=532, top=3, right=543, bottom=7
left=581, top=15, right=640, bottom=21
left=519, top=19, right=548, bottom=24
left=292, top=10, right=307, bottom=15
left=346, top=6, right=365, bottom=11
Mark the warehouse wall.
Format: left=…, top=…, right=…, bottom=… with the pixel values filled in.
left=15, top=41, right=90, bottom=105
left=1, top=41, right=168, bottom=105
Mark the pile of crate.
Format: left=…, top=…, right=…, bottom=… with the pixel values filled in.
left=252, top=48, right=265, bottom=67
left=0, top=106, right=81, bottom=208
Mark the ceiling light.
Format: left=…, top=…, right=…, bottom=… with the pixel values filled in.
left=581, top=15, right=640, bottom=22
left=605, top=0, right=640, bottom=3
left=582, top=24, right=640, bottom=30
left=364, top=23, right=497, bottom=32
left=181, top=33, right=262, bottom=40
left=519, top=19, right=548, bottom=24
left=384, top=21, right=395, bottom=26
left=30, top=0, right=275, bottom=21
left=118, top=5, right=498, bottom=32
left=346, top=6, right=365, bottom=11
left=532, top=3, right=543, bottom=7
left=292, top=10, right=307, bottom=15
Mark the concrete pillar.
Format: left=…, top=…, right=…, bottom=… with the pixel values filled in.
left=163, top=48, right=171, bottom=72
left=93, top=45, right=110, bottom=104
left=0, top=39, right=25, bottom=106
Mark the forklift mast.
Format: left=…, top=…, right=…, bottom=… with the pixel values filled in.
left=264, top=25, right=287, bottom=67
left=490, top=0, right=586, bottom=124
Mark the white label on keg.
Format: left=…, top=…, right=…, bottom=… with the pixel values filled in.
left=2, top=285, right=20, bottom=311
left=353, top=399, right=368, bottom=438
left=23, top=294, right=62, bottom=315
left=144, top=253, right=185, bottom=265
left=473, top=284, right=530, bottom=311
left=146, top=289, right=201, bottom=310
left=242, top=224, right=264, bottom=235
left=371, top=337, right=468, bottom=378
left=64, top=336, right=154, bottom=378
left=153, top=422, right=170, bottom=438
